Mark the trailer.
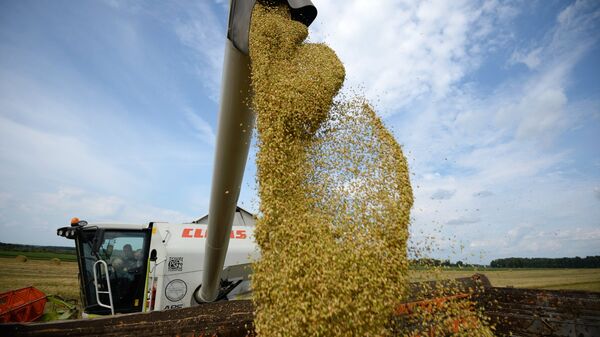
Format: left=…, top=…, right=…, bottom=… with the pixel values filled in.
left=2, top=274, right=599, bottom=336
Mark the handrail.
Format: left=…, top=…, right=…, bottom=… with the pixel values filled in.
left=93, top=260, right=115, bottom=315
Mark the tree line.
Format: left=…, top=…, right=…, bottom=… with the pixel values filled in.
left=490, top=256, right=600, bottom=268
left=410, top=258, right=484, bottom=268
left=0, top=242, right=76, bottom=255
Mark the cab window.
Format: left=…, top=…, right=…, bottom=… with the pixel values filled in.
left=79, top=229, right=150, bottom=315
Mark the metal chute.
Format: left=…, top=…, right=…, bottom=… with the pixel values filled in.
left=197, top=0, right=316, bottom=303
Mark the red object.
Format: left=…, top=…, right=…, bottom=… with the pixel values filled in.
left=0, top=287, right=47, bottom=323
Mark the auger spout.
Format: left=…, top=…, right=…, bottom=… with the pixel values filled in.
left=196, top=0, right=317, bottom=303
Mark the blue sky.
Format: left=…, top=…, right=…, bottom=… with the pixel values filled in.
left=0, top=0, right=598, bottom=264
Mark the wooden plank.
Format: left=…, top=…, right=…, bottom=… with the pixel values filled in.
left=0, top=300, right=254, bottom=337
left=477, top=287, right=600, bottom=337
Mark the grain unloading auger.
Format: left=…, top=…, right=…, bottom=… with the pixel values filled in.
left=48, top=0, right=317, bottom=317
left=199, top=0, right=316, bottom=303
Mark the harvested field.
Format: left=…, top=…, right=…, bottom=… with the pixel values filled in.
left=0, top=257, right=79, bottom=301
left=409, top=268, right=600, bottom=292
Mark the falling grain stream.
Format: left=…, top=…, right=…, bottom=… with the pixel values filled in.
left=249, top=3, right=493, bottom=336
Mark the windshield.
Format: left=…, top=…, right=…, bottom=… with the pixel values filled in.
left=79, top=229, right=150, bottom=315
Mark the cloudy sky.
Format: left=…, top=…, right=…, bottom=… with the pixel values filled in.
left=1, top=0, right=598, bottom=264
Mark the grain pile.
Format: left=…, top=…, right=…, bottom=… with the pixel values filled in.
left=397, top=273, right=495, bottom=336
left=249, top=2, right=491, bottom=336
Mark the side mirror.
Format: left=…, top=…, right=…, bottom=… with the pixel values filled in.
left=92, top=229, right=105, bottom=255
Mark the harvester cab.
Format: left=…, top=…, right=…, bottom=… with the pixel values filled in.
left=57, top=219, right=152, bottom=315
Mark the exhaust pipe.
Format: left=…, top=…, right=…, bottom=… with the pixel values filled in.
left=196, top=0, right=317, bottom=303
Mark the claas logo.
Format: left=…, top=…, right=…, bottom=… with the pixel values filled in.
left=181, top=228, right=247, bottom=239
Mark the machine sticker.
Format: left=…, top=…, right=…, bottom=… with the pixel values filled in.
left=181, top=228, right=247, bottom=239
left=230, top=230, right=247, bottom=239
left=164, top=279, right=187, bottom=302
left=168, top=257, right=184, bottom=272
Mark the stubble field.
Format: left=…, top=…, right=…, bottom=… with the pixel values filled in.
left=0, top=257, right=79, bottom=300
left=409, top=268, right=600, bottom=292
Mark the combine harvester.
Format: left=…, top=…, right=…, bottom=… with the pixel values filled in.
left=1, top=0, right=599, bottom=336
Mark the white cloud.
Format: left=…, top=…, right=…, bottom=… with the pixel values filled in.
left=506, top=223, right=535, bottom=241
left=456, top=143, right=567, bottom=183
left=213, top=0, right=229, bottom=10
left=0, top=116, right=134, bottom=194
left=0, top=1, right=227, bottom=246
left=0, top=187, right=193, bottom=245
left=446, top=214, right=481, bottom=226
left=174, top=2, right=226, bottom=100
left=510, top=47, right=542, bottom=69
left=415, top=169, right=600, bottom=262
left=101, top=0, right=145, bottom=13
left=38, top=187, right=192, bottom=224
left=471, top=226, right=600, bottom=257
left=406, top=0, right=597, bottom=162
left=184, top=108, right=216, bottom=145
left=430, top=189, right=456, bottom=200
left=310, top=0, right=518, bottom=113
left=397, top=0, right=600, bottom=263
left=473, top=190, right=494, bottom=198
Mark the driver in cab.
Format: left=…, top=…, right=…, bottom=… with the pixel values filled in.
left=112, top=244, right=139, bottom=274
